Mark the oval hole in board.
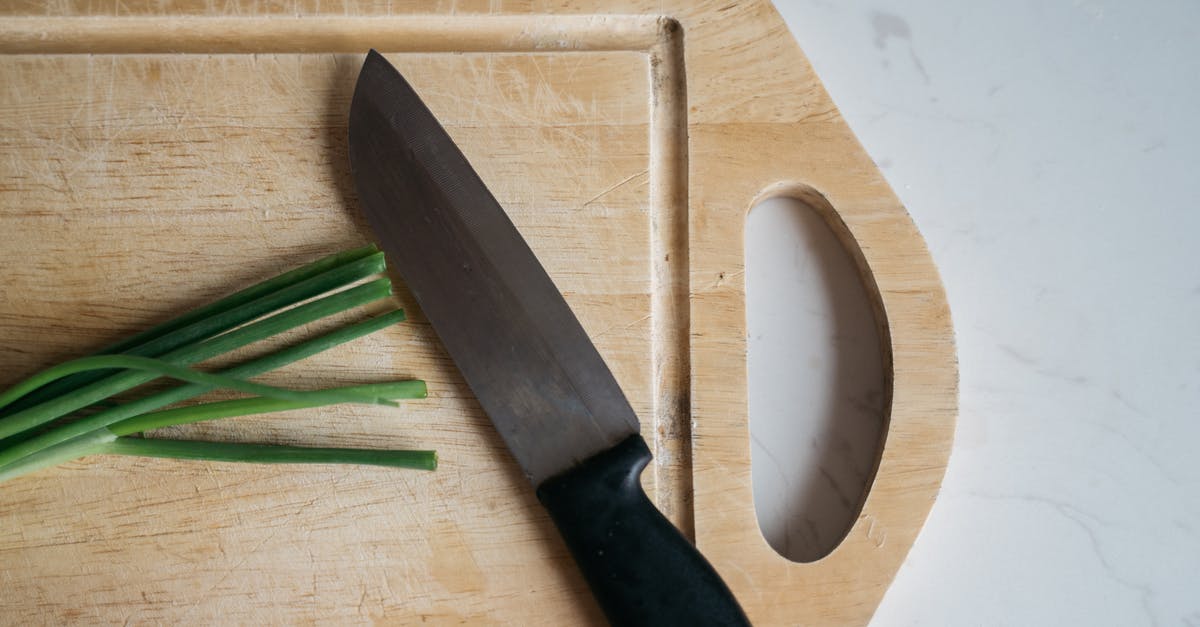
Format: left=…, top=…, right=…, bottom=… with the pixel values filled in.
left=746, top=189, right=890, bottom=563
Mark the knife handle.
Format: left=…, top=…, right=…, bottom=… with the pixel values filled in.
left=536, top=434, right=751, bottom=627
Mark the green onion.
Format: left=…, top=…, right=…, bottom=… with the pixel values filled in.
left=0, top=247, right=435, bottom=483
left=0, top=355, right=397, bottom=413
left=105, top=438, right=437, bottom=471
left=0, top=278, right=393, bottom=450
left=0, top=380, right=428, bottom=483
left=1, top=247, right=385, bottom=416
left=109, top=380, right=425, bottom=435
left=118, top=252, right=387, bottom=360
left=0, top=429, right=118, bottom=484
left=100, top=245, right=380, bottom=355
left=0, top=310, right=408, bottom=452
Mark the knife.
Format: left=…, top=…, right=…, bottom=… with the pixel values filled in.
left=347, top=50, right=750, bottom=626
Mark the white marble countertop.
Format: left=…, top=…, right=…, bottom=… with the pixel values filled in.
left=749, top=2, right=1200, bottom=624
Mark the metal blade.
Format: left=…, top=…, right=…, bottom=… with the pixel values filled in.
left=348, top=50, right=640, bottom=485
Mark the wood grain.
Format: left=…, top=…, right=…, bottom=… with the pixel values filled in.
left=0, top=2, right=956, bottom=625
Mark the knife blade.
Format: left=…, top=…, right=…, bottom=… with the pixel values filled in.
left=348, top=50, right=749, bottom=627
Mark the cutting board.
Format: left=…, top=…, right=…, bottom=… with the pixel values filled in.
left=0, top=2, right=956, bottom=625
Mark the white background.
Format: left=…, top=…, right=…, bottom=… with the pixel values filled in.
left=748, top=1, right=1200, bottom=625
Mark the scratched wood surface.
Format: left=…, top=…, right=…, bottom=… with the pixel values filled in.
left=0, top=2, right=956, bottom=626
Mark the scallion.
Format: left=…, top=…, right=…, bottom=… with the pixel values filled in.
left=0, top=247, right=385, bottom=416
left=0, top=246, right=435, bottom=482
left=105, top=438, right=437, bottom=472
left=0, top=278, right=393, bottom=443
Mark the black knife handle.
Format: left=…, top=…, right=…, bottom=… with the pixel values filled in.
left=535, top=434, right=751, bottom=627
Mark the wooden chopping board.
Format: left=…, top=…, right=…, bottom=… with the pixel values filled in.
left=0, top=2, right=957, bottom=625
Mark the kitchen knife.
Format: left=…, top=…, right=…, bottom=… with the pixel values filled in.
left=347, top=50, right=749, bottom=626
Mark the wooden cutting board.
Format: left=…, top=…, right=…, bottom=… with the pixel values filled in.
left=0, top=2, right=956, bottom=625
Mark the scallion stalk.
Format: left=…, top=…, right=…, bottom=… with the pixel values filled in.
left=109, top=380, right=425, bottom=435
left=100, top=245, right=380, bottom=355
left=105, top=438, right=437, bottom=471
left=0, top=310, right=408, bottom=451
left=0, top=278, right=393, bottom=449
left=0, top=355, right=398, bottom=412
left=0, top=246, right=436, bottom=482
left=0, top=380, right=429, bottom=483
left=0, top=247, right=385, bottom=416
left=0, top=429, right=118, bottom=484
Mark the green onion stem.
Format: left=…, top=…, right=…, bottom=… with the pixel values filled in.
left=1, top=248, right=385, bottom=416
left=118, top=252, right=387, bottom=360
left=0, top=429, right=118, bottom=484
left=109, top=380, right=426, bottom=435
left=105, top=438, right=437, bottom=471
left=0, top=310, right=418, bottom=482
left=101, top=245, right=379, bottom=355
left=0, top=355, right=397, bottom=412
left=0, top=310, right=407, bottom=452
left=0, top=278, right=392, bottom=452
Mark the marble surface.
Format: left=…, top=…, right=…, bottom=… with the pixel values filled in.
left=748, top=1, right=1200, bottom=624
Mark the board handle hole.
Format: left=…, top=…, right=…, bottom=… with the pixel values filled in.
left=746, top=188, right=889, bottom=563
